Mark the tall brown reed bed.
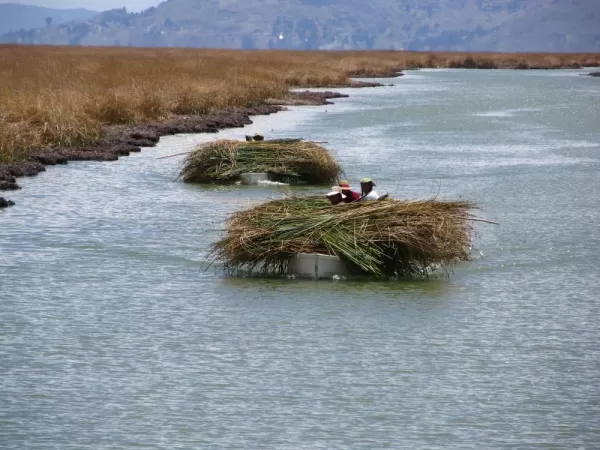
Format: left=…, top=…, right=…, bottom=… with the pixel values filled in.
left=1, top=45, right=598, bottom=164
left=210, top=195, right=480, bottom=279
left=178, top=139, right=342, bottom=185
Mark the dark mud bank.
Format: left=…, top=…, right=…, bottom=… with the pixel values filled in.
left=348, top=71, right=404, bottom=79
left=0, top=197, right=15, bottom=208
left=0, top=105, right=281, bottom=191
left=0, top=89, right=365, bottom=192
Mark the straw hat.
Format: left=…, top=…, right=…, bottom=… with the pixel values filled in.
left=360, top=177, right=375, bottom=185
left=338, top=179, right=352, bottom=190
left=326, top=186, right=346, bottom=198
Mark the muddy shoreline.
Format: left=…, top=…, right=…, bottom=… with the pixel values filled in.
left=0, top=88, right=379, bottom=195
left=348, top=70, right=404, bottom=79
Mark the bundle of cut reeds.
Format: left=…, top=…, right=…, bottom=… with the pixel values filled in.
left=178, top=140, right=341, bottom=184
left=210, top=196, right=480, bottom=279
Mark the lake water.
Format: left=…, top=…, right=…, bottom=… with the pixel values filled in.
left=1, top=69, right=599, bottom=449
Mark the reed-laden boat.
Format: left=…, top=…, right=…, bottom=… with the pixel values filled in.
left=178, top=139, right=342, bottom=185
left=209, top=195, right=483, bottom=279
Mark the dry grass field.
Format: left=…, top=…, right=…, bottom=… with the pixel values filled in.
left=1, top=45, right=598, bottom=163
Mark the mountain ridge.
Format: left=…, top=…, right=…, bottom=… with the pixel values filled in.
left=0, top=3, right=98, bottom=35
left=2, top=0, right=599, bottom=52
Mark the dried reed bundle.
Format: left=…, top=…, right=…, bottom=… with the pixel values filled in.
left=178, top=140, right=342, bottom=184
left=210, top=196, right=479, bottom=279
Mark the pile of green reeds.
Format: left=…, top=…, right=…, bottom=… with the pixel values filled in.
left=210, top=196, right=480, bottom=279
left=178, top=139, right=342, bottom=184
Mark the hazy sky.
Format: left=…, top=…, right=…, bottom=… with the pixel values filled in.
left=0, top=0, right=162, bottom=12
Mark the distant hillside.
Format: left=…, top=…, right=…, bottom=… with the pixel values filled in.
left=1, top=0, right=599, bottom=52
left=0, top=3, right=97, bottom=35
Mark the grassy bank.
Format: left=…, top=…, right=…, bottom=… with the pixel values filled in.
left=1, top=45, right=599, bottom=163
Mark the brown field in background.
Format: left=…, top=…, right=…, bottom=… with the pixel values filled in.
left=1, top=45, right=599, bottom=163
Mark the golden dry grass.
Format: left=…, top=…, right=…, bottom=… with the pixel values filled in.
left=1, top=45, right=599, bottom=163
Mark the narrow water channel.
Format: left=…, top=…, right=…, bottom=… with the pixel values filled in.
left=2, top=69, right=599, bottom=449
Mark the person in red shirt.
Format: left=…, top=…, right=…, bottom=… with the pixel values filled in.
left=338, top=180, right=361, bottom=203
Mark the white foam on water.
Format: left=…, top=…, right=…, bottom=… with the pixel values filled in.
left=257, top=180, right=289, bottom=186
left=475, top=111, right=515, bottom=118
left=550, top=140, right=600, bottom=149
left=473, top=107, right=543, bottom=118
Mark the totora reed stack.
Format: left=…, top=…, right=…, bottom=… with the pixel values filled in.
left=210, top=196, right=484, bottom=279
left=178, top=140, right=342, bottom=185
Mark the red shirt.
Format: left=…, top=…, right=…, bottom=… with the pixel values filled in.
left=343, top=190, right=361, bottom=202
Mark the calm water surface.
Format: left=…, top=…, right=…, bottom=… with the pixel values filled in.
left=1, top=70, right=599, bottom=449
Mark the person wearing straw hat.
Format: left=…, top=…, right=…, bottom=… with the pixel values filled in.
left=325, top=186, right=346, bottom=205
left=338, top=179, right=361, bottom=203
left=359, top=178, right=379, bottom=200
